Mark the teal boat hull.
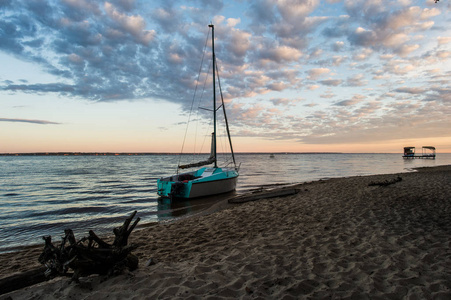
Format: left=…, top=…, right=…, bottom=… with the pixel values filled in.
left=157, top=167, right=238, bottom=199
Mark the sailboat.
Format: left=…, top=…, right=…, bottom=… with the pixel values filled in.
left=157, top=24, right=239, bottom=199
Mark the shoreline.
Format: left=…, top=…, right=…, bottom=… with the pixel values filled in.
left=0, top=165, right=447, bottom=260
left=0, top=166, right=414, bottom=255
left=1, top=165, right=450, bottom=298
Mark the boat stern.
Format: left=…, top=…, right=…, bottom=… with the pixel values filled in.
left=157, top=176, right=192, bottom=198
left=157, top=178, right=173, bottom=197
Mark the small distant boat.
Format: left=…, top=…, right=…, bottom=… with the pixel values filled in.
left=269, top=154, right=275, bottom=158
left=157, top=24, right=239, bottom=199
left=421, top=146, right=436, bottom=158
left=403, top=146, right=415, bottom=158
left=402, top=146, right=436, bottom=159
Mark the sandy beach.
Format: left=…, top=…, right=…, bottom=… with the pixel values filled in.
left=1, top=165, right=450, bottom=299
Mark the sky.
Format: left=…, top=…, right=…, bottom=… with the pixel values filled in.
left=1, top=0, right=450, bottom=154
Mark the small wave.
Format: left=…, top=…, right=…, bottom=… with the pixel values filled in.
left=121, top=198, right=153, bottom=204
left=244, top=173, right=267, bottom=177
left=114, top=189, right=139, bottom=195
left=99, top=180, right=123, bottom=184
left=141, top=177, right=159, bottom=181
left=57, top=206, right=111, bottom=215
left=3, top=193, right=20, bottom=196
left=72, top=195, right=110, bottom=202
left=81, top=190, right=113, bottom=195
left=3, top=153, right=450, bottom=252
left=25, top=205, right=111, bottom=218
left=49, top=186, right=79, bottom=190
left=47, top=181, right=79, bottom=186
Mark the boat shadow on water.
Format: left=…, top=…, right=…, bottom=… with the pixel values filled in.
left=155, top=191, right=237, bottom=221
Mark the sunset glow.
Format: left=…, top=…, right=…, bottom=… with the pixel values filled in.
left=1, top=0, right=450, bottom=153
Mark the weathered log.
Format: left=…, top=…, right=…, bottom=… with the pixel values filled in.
left=88, top=230, right=110, bottom=248
left=229, top=188, right=299, bottom=204
left=0, top=267, right=47, bottom=295
left=368, top=176, right=402, bottom=187
left=0, top=212, right=141, bottom=296
left=113, top=210, right=140, bottom=247
left=39, top=211, right=140, bottom=283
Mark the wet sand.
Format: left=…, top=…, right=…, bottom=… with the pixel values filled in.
left=1, top=165, right=451, bottom=299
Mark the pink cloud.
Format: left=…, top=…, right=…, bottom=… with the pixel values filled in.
left=307, top=68, right=330, bottom=79
left=261, top=45, right=303, bottom=63
left=438, top=36, right=451, bottom=45
left=105, top=2, right=155, bottom=45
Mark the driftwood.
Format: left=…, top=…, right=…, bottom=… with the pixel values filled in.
left=0, top=266, right=47, bottom=295
left=0, top=212, right=141, bottom=295
left=229, top=188, right=299, bottom=204
left=38, top=211, right=141, bottom=283
left=368, top=176, right=402, bottom=187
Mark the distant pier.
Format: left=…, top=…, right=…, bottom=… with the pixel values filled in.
left=402, top=146, right=436, bottom=159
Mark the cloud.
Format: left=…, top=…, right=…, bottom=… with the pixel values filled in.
left=334, top=94, right=365, bottom=106
left=304, top=103, right=318, bottom=107
left=0, top=118, right=61, bottom=125
left=267, top=81, right=288, bottom=91
left=437, top=36, right=451, bottom=45
left=331, top=55, right=346, bottom=66
left=0, top=1, right=195, bottom=103
left=352, top=48, right=373, bottom=61
left=394, top=87, right=426, bottom=94
left=346, top=74, right=367, bottom=87
left=319, top=79, right=343, bottom=86
left=1, top=0, right=445, bottom=107
left=383, top=60, right=415, bottom=75
left=276, top=0, right=320, bottom=21
left=270, top=97, right=302, bottom=106
left=3, top=83, right=75, bottom=93
left=246, top=0, right=279, bottom=34
left=397, top=44, right=420, bottom=57
left=332, top=41, right=345, bottom=52
left=104, top=2, right=156, bottom=45
left=309, top=48, right=323, bottom=58
left=345, top=2, right=441, bottom=56
left=307, top=68, right=330, bottom=79
left=0, top=0, right=449, bottom=150
left=320, top=91, right=336, bottom=99
left=227, top=29, right=252, bottom=58
left=297, top=97, right=451, bottom=145
left=260, top=45, right=303, bottom=63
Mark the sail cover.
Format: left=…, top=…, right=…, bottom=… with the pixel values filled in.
left=178, top=133, right=216, bottom=169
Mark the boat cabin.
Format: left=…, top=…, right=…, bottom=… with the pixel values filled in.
left=403, top=147, right=415, bottom=157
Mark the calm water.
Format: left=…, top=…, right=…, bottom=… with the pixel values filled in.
left=1, top=153, right=450, bottom=253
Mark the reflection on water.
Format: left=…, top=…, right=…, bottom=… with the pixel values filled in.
left=156, top=190, right=236, bottom=221
left=157, top=197, right=192, bottom=220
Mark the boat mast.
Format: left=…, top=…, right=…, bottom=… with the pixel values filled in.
left=209, top=24, right=217, bottom=168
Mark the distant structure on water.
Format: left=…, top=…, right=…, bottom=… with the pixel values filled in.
left=402, top=146, right=436, bottom=159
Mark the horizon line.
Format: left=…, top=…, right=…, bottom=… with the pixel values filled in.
left=0, top=151, right=418, bottom=156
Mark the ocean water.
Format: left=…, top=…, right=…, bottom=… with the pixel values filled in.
left=1, top=153, right=450, bottom=253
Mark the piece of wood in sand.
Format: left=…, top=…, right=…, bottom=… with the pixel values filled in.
left=33, top=211, right=141, bottom=288
left=368, top=176, right=402, bottom=187
left=0, top=267, right=47, bottom=295
left=228, top=188, right=299, bottom=204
